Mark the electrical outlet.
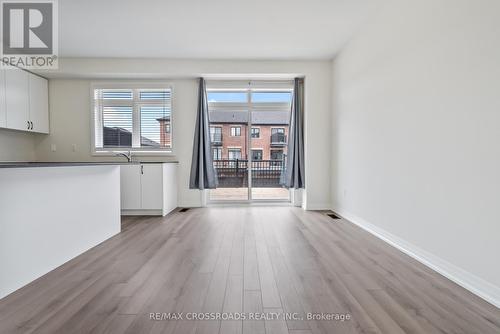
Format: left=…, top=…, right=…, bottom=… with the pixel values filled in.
left=51, top=144, right=57, bottom=152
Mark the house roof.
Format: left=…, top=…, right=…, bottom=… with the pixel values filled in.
left=156, top=116, right=171, bottom=122
left=103, top=127, right=159, bottom=147
left=209, top=111, right=289, bottom=125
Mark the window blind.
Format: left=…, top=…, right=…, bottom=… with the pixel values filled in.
left=93, top=87, right=172, bottom=152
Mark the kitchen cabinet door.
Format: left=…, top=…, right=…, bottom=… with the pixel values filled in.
left=140, top=164, right=163, bottom=210
left=0, top=69, right=5, bottom=127
left=120, top=165, right=142, bottom=210
left=29, top=74, right=49, bottom=133
left=5, top=68, right=29, bottom=131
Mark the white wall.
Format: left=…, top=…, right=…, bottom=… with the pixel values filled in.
left=36, top=59, right=332, bottom=209
left=332, top=0, right=500, bottom=306
left=0, top=129, right=36, bottom=161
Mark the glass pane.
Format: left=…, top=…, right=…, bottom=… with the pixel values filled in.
left=140, top=106, right=171, bottom=148
left=207, top=87, right=293, bottom=202
left=207, top=92, right=247, bottom=103
left=102, top=106, right=133, bottom=147
left=251, top=91, right=292, bottom=103
left=209, top=112, right=248, bottom=201
left=251, top=127, right=260, bottom=138
left=251, top=91, right=291, bottom=201
left=210, top=127, right=222, bottom=144
left=230, top=126, right=241, bottom=136
left=251, top=150, right=263, bottom=160
left=101, top=90, right=133, bottom=100
left=212, top=147, right=222, bottom=160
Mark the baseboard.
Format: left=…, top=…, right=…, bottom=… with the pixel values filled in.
left=333, top=206, right=500, bottom=309
left=121, top=209, right=163, bottom=216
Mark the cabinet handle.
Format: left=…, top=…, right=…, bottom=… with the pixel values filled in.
left=141, top=165, right=144, bottom=174
left=27, top=121, right=30, bottom=130
left=30, top=121, right=33, bottom=130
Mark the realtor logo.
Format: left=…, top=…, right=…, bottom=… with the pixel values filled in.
left=1, top=0, right=58, bottom=69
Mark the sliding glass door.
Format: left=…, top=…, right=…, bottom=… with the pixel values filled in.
left=250, top=91, right=291, bottom=200
left=207, top=81, right=292, bottom=203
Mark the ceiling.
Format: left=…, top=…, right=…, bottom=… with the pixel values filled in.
left=59, top=0, right=380, bottom=59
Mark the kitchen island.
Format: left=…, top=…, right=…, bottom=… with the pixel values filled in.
left=0, top=162, right=128, bottom=299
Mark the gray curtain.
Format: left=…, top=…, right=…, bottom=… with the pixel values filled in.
left=189, top=78, right=218, bottom=189
left=282, top=78, right=305, bottom=189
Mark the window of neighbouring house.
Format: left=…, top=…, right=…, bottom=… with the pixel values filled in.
left=251, top=149, right=263, bottom=160
left=270, top=149, right=283, bottom=160
left=271, top=127, right=286, bottom=144
left=231, top=126, right=241, bottom=137
left=212, top=147, right=222, bottom=160
left=228, top=148, right=242, bottom=160
left=251, top=127, right=260, bottom=138
left=210, top=126, right=222, bottom=143
left=93, top=86, right=172, bottom=153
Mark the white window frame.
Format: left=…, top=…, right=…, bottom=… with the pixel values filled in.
left=230, top=126, right=241, bottom=137
left=271, top=127, right=285, bottom=134
left=206, top=80, right=293, bottom=114
left=90, top=82, right=174, bottom=156
left=212, top=147, right=222, bottom=160
left=205, top=79, right=294, bottom=204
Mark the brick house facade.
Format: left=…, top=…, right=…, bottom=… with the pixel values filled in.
left=157, top=111, right=288, bottom=161
left=157, top=116, right=171, bottom=148
left=209, top=123, right=288, bottom=161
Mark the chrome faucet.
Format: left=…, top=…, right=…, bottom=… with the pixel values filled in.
left=116, top=151, right=132, bottom=162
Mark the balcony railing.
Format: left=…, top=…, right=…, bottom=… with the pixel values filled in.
left=213, top=159, right=286, bottom=188
left=270, top=133, right=287, bottom=146
left=210, top=133, right=223, bottom=145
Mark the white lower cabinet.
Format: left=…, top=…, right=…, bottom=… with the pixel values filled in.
left=120, top=163, right=178, bottom=216
left=140, top=164, right=164, bottom=210
left=120, top=164, right=142, bottom=209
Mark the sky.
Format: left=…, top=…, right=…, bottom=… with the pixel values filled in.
left=207, top=92, right=292, bottom=103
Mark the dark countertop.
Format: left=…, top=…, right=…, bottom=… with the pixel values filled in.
left=0, top=161, right=179, bottom=169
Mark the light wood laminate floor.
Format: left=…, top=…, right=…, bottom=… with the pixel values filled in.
left=0, top=207, right=499, bottom=334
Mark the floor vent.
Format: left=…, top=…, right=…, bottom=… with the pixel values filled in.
left=326, top=212, right=341, bottom=220
left=179, top=208, right=190, bottom=213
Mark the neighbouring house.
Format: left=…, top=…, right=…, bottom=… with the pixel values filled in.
left=156, top=116, right=172, bottom=148
left=208, top=110, right=289, bottom=162
left=103, top=126, right=161, bottom=148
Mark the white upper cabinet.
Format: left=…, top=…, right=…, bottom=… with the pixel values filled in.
left=5, top=67, right=30, bottom=131
left=0, top=69, right=5, bottom=128
left=1, top=65, right=49, bottom=133
left=29, top=74, right=49, bottom=133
